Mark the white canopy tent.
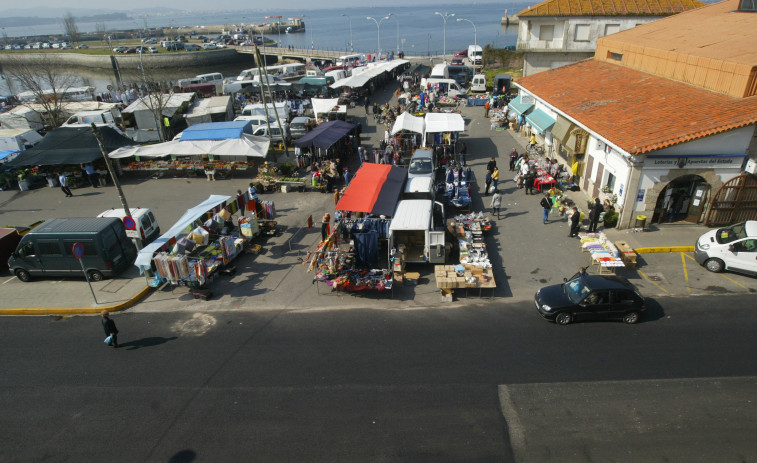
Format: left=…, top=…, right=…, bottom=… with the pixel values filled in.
left=422, top=113, right=465, bottom=148
left=331, top=60, right=409, bottom=89
left=391, top=112, right=425, bottom=136
left=134, top=194, right=231, bottom=271
left=108, top=134, right=270, bottom=159
left=310, top=98, right=346, bottom=121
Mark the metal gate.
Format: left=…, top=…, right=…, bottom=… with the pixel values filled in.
left=704, top=173, right=757, bottom=226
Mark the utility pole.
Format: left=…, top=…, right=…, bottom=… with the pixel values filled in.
left=90, top=123, right=144, bottom=252
left=254, top=46, right=289, bottom=161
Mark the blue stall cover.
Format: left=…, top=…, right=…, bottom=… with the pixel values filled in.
left=294, top=120, right=356, bottom=150
left=0, top=150, right=20, bottom=162
left=179, top=121, right=253, bottom=141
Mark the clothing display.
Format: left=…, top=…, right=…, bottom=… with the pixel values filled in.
left=579, top=232, right=625, bottom=273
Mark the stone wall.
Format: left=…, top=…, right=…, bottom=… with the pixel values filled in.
left=0, top=49, right=242, bottom=70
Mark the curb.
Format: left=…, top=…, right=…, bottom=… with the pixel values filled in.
left=635, top=246, right=695, bottom=253
left=0, top=285, right=154, bottom=316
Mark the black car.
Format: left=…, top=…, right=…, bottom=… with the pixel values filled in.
left=535, top=275, right=645, bottom=325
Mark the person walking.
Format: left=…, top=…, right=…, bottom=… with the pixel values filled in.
left=58, top=172, right=73, bottom=197
left=484, top=170, right=492, bottom=196
left=509, top=148, right=518, bottom=171
left=344, top=168, right=351, bottom=186
left=364, top=96, right=370, bottom=114
left=101, top=310, right=119, bottom=348
left=486, top=156, right=497, bottom=175
left=588, top=198, right=603, bottom=232
left=569, top=207, right=581, bottom=237
left=321, top=213, right=331, bottom=241
left=490, top=190, right=502, bottom=219
left=82, top=163, right=98, bottom=188
left=491, top=166, right=500, bottom=192
left=204, top=164, right=216, bottom=181
left=540, top=193, right=552, bottom=224
left=484, top=100, right=490, bottom=118
left=524, top=168, right=536, bottom=195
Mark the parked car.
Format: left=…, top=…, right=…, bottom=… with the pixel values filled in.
left=134, top=46, right=149, bottom=53
left=694, top=221, right=757, bottom=275
left=451, top=58, right=464, bottom=66
left=454, top=50, right=467, bottom=58
left=407, top=148, right=436, bottom=181
left=184, top=44, right=201, bottom=51
left=289, top=116, right=312, bottom=139
left=534, top=274, right=646, bottom=325
left=202, top=42, right=217, bottom=50
left=112, top=46, right=128, bottom=53
left=252, top=125, right=291, bottom=144
left=122, top=48, right=137, bottom=54
left=148, top=46, right=159, bottom=53
left=77, top=44, right=89, bottom=49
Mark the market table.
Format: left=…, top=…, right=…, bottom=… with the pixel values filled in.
left=534, top=168, right=556, bottom=192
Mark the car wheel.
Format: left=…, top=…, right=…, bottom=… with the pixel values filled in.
left=623, top=311, right=640, bottom=324
left=555, top=312, right=572, bottom=325
left=14, top=269, right=32, bottom=282
left=87, top=270, right=105, bottom=282
left=704, top=258, right=725, bottom=273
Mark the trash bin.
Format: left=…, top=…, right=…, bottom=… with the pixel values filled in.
left=635, top=215, right=647, bottom=230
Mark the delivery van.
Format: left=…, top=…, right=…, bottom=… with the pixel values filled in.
left=694, top=220, right=757, bottom=275
left=388, top=200, right=447, bottom=264
left=403, top=177, right=436, bottom=201
left=422, top=78, right=467, bottom=98
left=97, top=208, right=160, bottom=244
left=430, top=63, right=449, bottom=80
left=8, top=218, right=137, bottom=282
left=470, top=74, right=487, bottom=93
left=468, top=45, right=483, bottom=65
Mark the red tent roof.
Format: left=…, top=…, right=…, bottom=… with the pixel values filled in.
left=336, top=163, right=407, bottom=217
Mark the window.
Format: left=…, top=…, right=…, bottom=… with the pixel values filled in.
left=608, top=52, right=623, bottom=62
left=574, top=24, right=590, bottom=42
left=606, top=173, right=616, bottom=192
left=604, top=24, right=620, bottom=36
left=539, top=25, right=555, bottom=41
left=37, top=240, right=62, bottom=256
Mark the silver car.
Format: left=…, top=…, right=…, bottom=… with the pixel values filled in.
left=289, top=117, right=312, bottom=139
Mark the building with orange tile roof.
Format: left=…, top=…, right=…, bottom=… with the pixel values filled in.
left=516, top=0, right=706, bottom=76
left=511, top=0, right=757, bottom=229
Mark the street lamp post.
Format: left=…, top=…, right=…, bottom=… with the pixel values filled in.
left=366, top=14, right=392, bottom=60
left=395, top=18, right=400, bottom=55
left=341, top=14, right=353, bottom=52
left=302, top=14, right=314, bottom=49
left=456, top=17, right=477, bottom=49
left=434, top=11, right=455, bottom=61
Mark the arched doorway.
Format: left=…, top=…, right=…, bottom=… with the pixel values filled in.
left=651, top=175, right=710, bottom=224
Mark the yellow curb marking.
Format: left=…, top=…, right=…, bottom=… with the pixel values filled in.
left=635, top=246, right=695, bottom=254
left=637, top=270, right=671, bottom=295
left=681, top=252, right=748, bottom=289
left=0, top=286, right=153, bottom=316
left=680, top=252, right=690, bottom=293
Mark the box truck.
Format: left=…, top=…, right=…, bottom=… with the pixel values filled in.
left=388, top=200, right=447, bottom=264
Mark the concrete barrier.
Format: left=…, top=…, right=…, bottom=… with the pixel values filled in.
left=0, top=49, right=243, bottom=70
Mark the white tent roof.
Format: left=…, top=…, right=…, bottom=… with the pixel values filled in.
left=108, top=134, right=270, bottom=159
left=391, top=112, right=425, bottom=135
left=424, top=113, right=465, bottom=133
left=134, top=194, right=231, bottom=270
left=389, top=200, right=432, bottom=231
left=310, top=98, right=345, bottom=120
left=331, top=60, right=408, bottom=89
left=122, top=93, right=196, bottom=117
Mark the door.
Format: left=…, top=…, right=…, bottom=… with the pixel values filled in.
left=15, top=240, right=44, bottom=275
left=727, top=239, right=757, bottom=274
left=592, top=164, right=604, bottom=200
left=686, top=182, right=709, bottom=223
left=428, top=230, right=446, bottom=264
left=610, top=289, right=640, bottom=320
left=36, top=239, right=71, bottom=274
left=582, top=156, right=594, bottom=192
left=578, top=289, right=612, bottom=321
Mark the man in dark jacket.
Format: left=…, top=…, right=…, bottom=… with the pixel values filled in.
left=540, top=193, right=552, bottom=224
left=569, top=207, right=581, bottom=237
left=588, top=198, right=604, bottom=232
left=525, top=168, right=536, bottom=195
left=486, top=157, right=497, bottom=175
left=101, top=310, right=119, bottom=348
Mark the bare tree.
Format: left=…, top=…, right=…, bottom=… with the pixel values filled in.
left=62, top=12, right=80, bottom=45
left=95, top=23, right=108, bottom=46
left=4, top=54, right=81, bottom=129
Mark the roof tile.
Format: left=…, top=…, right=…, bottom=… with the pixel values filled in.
left=517, top=0, right=706, bottom=17
left=515, top=60, right=757, bottom=155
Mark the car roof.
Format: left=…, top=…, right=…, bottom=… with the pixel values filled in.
left=582, top=275, right=636, bottom=291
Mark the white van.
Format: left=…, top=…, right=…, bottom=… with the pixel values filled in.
left=388, top=200, right=447, bottom=264
left=336, top=54, right=364, bottom=66
left=694, top=221, right=757, bottom=275
left=422, top=78, right=467, bottom=98
left=470, top=74, right=487, bottom=93
left=431, top=63, right=450, bottom=80
left=403, top=177, right=436, bottom=201
left=325, top=69, right=347, bottom=82
left=468, top=45, right=483, bottom=65
left=97, top=208, right=161, bottom=245
left=233, top=114, right=276, bottom=130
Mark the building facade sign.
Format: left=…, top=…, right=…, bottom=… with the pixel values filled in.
left=643, top=154, right=745, bottom=170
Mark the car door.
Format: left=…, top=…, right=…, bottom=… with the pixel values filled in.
left=578, top=290, right=612, bottom=321
left=36, top=239, right=71, bottom=275
left=728, top=239, right=757, bottom=274
left=609, top=290, right=639, bottom=320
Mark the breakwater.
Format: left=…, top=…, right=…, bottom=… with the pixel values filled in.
left=0, top=49, right=247, bottom=70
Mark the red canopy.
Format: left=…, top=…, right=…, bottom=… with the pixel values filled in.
left=336, top=163, right=407, bottom=217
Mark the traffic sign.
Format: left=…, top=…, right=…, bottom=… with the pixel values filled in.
left=123, top=216, right=136, bottom=230
left=72, top=242, right=84, bottom=259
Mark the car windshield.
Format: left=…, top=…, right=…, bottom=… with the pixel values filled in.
left=715, top=222, right=748, bottom=244
left=409, top=159, right=433, bottom=175
left=564, top=278, right=591, bottom=304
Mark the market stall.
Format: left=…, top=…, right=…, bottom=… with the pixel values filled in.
left=390, top=112, right=425, bottom=161
left=311, top=98, right=347, bottom=122
left=422, top=113, right=465, bottom=165
left=435, top=212, right=495, bottom=298
left=440, top=163, right=474, bottom=211
left=293, top=120, right=357, bottom=164
left=578, top=232, right=625, bottom=274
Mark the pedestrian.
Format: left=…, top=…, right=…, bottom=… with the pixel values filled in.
left=204, top=164, right=215, bottom=181
left=58, top=172, right=73, bottom=197
left=321, top=213, right=331, bottom=241
left=486, top=156, right=497, bottom=175
left=459, top=141, right=467, bottom=166
left=569, top=207, right=581, bottom=237
left=364, top=96, right=370, bottom=113
left=492, top=166, right=500, bottom=191
left=484, top=100, right=490, bottom=118
left=588, top=198, right=604, bottom=232
left=484, top=170, right=492, bottom=196
left=540, top=193, right=552, bottom=224
left=101, top=310, right=119, bottom=348
left=528, top=133, right=537, bottom=152
left=247, top=182, right=258, bottom=201
left=509, top=148, right=518, bottom=171
left=490, top=190, right=502, bottom=219
left=524, top=168, right=536, bottom=195
left=344, top=168, right=351, bottom=186
left=82, top=163, right=98, bottom=188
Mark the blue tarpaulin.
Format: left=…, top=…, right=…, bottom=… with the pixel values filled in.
left=0, top=150, right=20, bottom=162
left=294, top=120, right=356, bottom=150
left=179, top=121, right=253, bottom=141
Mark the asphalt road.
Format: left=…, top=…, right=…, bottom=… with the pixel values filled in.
left=2, top=294, right=756, bottom=462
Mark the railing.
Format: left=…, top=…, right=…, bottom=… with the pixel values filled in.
left=235, top=44, right=450, bottom=60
